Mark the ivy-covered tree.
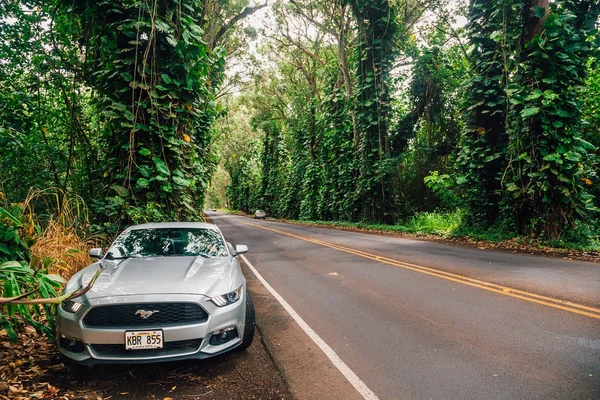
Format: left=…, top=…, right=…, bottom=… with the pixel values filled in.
left=458, top=0, right=599, bottom=237
left=347, top=0, right=399, bottom=223
left=505, top=0, right=600, bottom=236
left=456, top=0, right=522, bottom=225
left=58, top=0, right=224, bottom=224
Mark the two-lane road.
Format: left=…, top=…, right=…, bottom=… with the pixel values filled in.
left=209, top=212, right=600, bottom=400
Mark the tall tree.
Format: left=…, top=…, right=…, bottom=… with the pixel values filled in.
left=456, top=0, right=521, bottom=224
left=506, top=0, right=600, bottom=236
left=459, top=0, right=599, bottom=236
left=347, top=0, right=399, bottom=223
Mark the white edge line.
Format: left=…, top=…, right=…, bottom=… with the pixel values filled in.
left=240, top=254, right=380, bottom=400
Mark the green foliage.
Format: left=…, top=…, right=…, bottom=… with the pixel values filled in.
left=396, top=210, right=466, bottom=236
left=505, top=4, right=598, bottom=236
left=581, top=62, right=600, bottom=209
left=66, top=0, right=225, bottom=225
left=0, top=260, right=65, bottom=343
left=316, top=67, right=359, bottom=221
left=2, top=0, right=598, bottom=248
left=289, top=209, right=466, bottom=237
left=0, top=205, right=36, bottom=263
left=394, top=40, right=467, bottom=214
left=456, top=0, right=522, bottom=224
left=348, top=0, right=399, bottom=223
left=0, top=0, right=91, bottom=202
left=458, top=0, right=599, bottom=237
left=424, top=172, right=463, bottom=210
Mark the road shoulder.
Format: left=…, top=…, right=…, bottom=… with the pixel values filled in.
left=243, top=262, right=364, bottom=400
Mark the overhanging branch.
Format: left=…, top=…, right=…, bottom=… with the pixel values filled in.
left=214, top=1, right=269, bottom=48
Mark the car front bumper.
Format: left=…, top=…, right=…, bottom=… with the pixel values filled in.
left=57, top=292, right=247, bottom=365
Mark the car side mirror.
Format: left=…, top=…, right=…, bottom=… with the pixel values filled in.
left=235, top=245, right=248, bottom=255
left=89, top=248, right=104, bottom=259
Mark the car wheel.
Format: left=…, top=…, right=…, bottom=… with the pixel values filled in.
left=237, top=293, right=256, bottom=351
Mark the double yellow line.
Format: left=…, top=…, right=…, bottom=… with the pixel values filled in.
left=237, top=219, right=600, bottom=321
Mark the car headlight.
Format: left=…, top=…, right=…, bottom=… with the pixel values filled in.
left=210, top=286, right=243, bottom=307
left=61, top=300, right=83, bottom=313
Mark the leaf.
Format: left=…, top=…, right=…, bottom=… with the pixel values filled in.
left=173, top=176, right=191, bottom=187
left=576, top=138, right=595, bottom=150
left=532, top=5, right=547, bottom=19
left=161, top=73, right=172, bottom=84
left=137, top=178, right=150, bottom=188
left=543, top=153, right=562, bottom=163
left=43, top=274, right=66, bottom=284
left=154, top=19, right=172, bottom=33
left=110, top=185, right=129, bottom=197
left=139, top=165, right=154, bottom=177
left=0, top=243, right=9, bottom=254
left=154, top=156, right=171, bottom=176
left=166, top=35, right=178, bottom=47
left=119, top=72, right=132, bottom=82
left=139, top=147, right=151, bottom=156
left=0, top=208, right=22, bottom=227
left=507, top=183, right=519, bottom=192
left=520, top=107, right=540, bottom=118
left=490, top=30, right=503, bottom=40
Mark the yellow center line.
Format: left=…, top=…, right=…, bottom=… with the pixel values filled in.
left=236, top=219, right=600, bottom=321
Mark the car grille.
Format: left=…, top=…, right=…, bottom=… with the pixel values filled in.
left=82, top=303, right=208, bottom=328
left=90, top=339, right=202, bottom=358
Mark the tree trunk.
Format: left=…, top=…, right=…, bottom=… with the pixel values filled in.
left=522, top=0, right=549, bottom=44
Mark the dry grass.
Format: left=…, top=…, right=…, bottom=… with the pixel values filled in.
left=29, top=220, right=95, bottom=279
left=19, top=188, right=106, bottom=280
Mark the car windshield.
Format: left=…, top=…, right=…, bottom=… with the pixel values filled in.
left=105, top=227, right=228, bottom=259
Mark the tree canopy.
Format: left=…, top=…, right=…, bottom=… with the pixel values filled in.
left=1, top=0, right=599, bottom=241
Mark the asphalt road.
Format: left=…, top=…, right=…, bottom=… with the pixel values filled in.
left=208, top=212, right=600, bottom=400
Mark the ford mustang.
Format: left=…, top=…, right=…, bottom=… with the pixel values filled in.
left=57, top=222, right=255, bottom=365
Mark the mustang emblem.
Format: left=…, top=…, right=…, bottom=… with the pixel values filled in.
left=135, top=309, right=160, bottom=319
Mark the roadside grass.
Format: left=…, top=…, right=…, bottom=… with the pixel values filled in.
left=287, top=210, right=469, bottom=239
left=396, top=210, right=465, bottom=236
left=217, top=209, right=600, bottom=253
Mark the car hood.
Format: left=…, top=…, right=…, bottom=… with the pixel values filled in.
left=70, top=256, right=238, bottom=300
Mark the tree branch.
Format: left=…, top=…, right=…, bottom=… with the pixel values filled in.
left=214, top=1, right=269, bottom=48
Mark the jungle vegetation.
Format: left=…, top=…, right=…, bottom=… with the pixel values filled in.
left=1, top=0, right=599, bottom=339
left=212, top=0, right=600, bottom=246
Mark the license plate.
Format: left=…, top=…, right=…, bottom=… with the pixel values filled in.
left=125, top=330, right=163, bottom=350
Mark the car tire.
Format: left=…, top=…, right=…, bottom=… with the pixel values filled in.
left=237, top=293, right=256, bottom=351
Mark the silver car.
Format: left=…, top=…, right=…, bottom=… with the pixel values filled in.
left=57, top=222, right=255, bottom=365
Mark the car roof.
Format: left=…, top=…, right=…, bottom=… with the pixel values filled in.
left=127, top=222, right=219, bottom=231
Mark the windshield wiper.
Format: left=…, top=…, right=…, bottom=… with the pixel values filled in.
left=105, top=254, right=146, bottom=260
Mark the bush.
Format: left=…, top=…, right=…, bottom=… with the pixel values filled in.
left=424, top=171, right=463, bottom=210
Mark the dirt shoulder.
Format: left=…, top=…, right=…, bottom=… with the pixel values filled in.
left=0, top=327, right=290, bottom=400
